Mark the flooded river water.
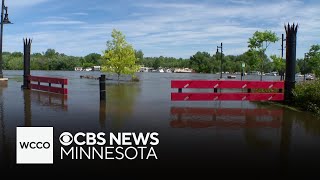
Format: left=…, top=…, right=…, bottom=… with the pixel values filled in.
left=0, top=70, right=319, bottom=174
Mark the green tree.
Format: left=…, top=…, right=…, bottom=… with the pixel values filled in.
left=306, top=44, right=320, bottom=77
left=153, top=58, right=160, bottom=70
left=102, top=29, right=139, bottom=80
left=44, top=49, right=58, bottom=58
left=7, top=57, right=23, bottom=70
left=248, top=30, right=279, bottom=80
left=82, top=62, right=95, bottom=68
left=189, top=51, right=212, bottom=73
left=84, top=53, right=101, bottom=65
left=135, top=50, right=144, bottom=64
left=270, top=55, right=285, bottom=73
left=11, top=52, right=23, bottom=57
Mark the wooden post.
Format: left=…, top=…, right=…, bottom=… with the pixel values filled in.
left=99, top=74, right=106, bottom=101
left=22, top=38, right=32, bottom=89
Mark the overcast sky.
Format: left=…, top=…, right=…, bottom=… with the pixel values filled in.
left=3, top=0, right=320, bottom=58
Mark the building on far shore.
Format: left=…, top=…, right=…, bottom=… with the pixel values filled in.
left=74, top=67, right=83, bottom=71
left=92, top=66, right=101, bottom=71
left=74, top=66, right=101, bottom=71
left=173, top=68, right=193, bottom=73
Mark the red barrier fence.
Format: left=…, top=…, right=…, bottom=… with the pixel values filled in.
left=171, top=80, right=284, bottom=101
left=28, top=75, right=68, bottom=95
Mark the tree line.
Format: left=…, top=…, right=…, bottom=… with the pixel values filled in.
left=2, top=49, right=102, bottom=71
left=2, top=33, right=320, bottom=77
left=136, top=49, right=316, bottom=76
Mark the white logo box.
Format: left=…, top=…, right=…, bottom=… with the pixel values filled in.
left=16, top=127, right=53, bottom=164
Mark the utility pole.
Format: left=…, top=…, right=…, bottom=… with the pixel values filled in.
left=281, top=33, right=285, bottom=58
left=217, top=42, right=223, bottom=79
left=279, top=33, right=286, bottom=81
left=304, top=53, right=308, bottom=81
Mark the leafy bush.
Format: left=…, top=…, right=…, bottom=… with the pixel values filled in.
left=293, top=80, right=320, bottom=114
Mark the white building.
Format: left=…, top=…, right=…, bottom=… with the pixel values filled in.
left=74, top=67, right=83, bottom=71
left=92, top=66, right=101, bottom=71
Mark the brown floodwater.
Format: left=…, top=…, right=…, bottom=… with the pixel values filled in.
left=0, top=70, right=319, bottom=174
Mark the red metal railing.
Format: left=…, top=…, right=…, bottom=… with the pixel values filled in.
left=171, top=80, right=284, bottom=101
left=28, top=75, right=68, bottom=95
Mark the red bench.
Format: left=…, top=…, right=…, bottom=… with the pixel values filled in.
left=171, top=80, right=284, bottom=101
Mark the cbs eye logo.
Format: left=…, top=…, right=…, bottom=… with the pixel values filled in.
left=59, top=132, right=73, bottom=146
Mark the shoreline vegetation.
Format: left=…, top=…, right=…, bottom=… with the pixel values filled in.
left=293, top=80, right=320, bottom=115
left=2, top=45, right=319, bottom=77
left=2, top=28, right=320, bottom=115
left=259, top=80, right=320, bottom=116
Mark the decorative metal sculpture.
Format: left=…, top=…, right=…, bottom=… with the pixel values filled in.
left=22, top=38, right=32, bottom=89
left=284, top=23, right=298, bottom=103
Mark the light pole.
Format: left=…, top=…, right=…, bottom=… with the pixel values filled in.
left=217, top=42, right=223, bottom=79
left=0, top=0, right=12, bottom=79
left=304, top=53, right=308, bottom=81
left=280, top=33, right=286, bottom=81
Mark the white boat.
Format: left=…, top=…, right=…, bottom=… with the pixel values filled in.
left=139, top=67, right=151, bottom=72
left=74, top=67, right=83, bottom=71
left=157, top=68, right=164, bottom=73
left=306, top=75, right=314, bottom=80
left=165, top=69, right=172, bottom=73
left=174, top=68, right=193, bottom=73
left=296, top=73, right=303, bottom=77
left=84, top=67, right=92, bottom=71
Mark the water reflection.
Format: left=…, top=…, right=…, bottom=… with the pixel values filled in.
left=22, top=90, right=68, bottom=126
left=294, top=113, right=320, bottom=136
left=169, top=106, right=320, bottom=172
left=170, top=107, right=291, bottom=154
left=29, top=90, right=68, bottom=111
left=280, top=109, right=293, bottom=175
left=100, top=83, right=140, bottom=129
left=170, top=106, right=293, bottom=171
left=170, top=107, right=283, bottom=128
left=23, top=89, right=32, bottom=126
left=99, top=101, right=106, bottom=128
left=0, top=82, right=9, bottom=167
left=170, top=106, right=284, bottom=152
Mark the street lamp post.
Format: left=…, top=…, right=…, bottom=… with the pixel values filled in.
left=0, top=0, right=12, bottom=79
left=217, top=42, right=223, bottom=79
left=304, top=53, right=308, bottom=81
left=280, top=33, right=286, bottom=81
